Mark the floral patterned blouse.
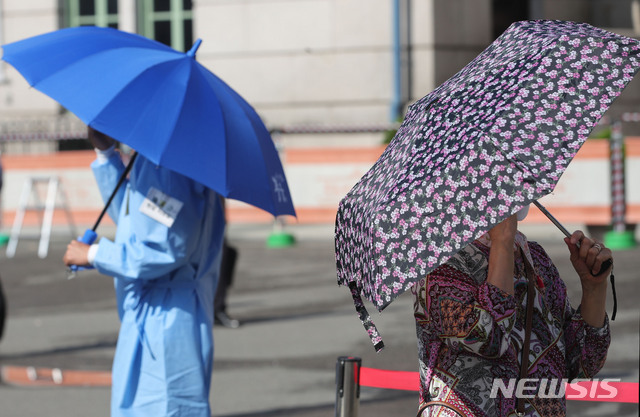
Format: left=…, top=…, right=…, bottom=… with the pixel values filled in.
left=412, top=232, right=610, bottom=416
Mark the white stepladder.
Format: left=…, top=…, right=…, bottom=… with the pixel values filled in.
left=6, top=176, right=76, bottom=258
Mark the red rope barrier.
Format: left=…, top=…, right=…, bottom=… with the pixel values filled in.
left=360, top=367, right=639, bottom=403
left=360, top=367, right=419, bottom=391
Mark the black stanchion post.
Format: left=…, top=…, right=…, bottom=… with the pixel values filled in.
left=335, top=356, right=361, bottom=417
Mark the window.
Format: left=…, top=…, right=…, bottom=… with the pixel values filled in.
left=67, top=0, right=119, bottom=28
left=139, top=0, right=193, bottom=52
left=59, top=1, right=119, bottom=151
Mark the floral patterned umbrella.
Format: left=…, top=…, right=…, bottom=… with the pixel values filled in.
left=335, top=20, right=640, bottom=351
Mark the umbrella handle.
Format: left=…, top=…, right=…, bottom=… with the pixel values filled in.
left=67, top=229, right=97, bottom=279
left=532, top=201, right=612, bottom=276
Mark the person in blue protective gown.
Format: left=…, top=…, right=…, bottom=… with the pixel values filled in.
left=63, top=128, right=225, bottom=417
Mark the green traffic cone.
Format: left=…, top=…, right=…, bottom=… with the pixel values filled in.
left=604, top=229, right=636, bottom=250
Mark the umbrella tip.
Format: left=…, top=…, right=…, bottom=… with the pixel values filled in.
left=187, top=39, right=202, bottom=58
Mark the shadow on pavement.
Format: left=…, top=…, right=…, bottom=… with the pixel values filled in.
left=215, top=389, right=417, bottom=417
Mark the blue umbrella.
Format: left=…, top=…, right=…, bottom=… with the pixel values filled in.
left=2, top=26, right=296, bottom=218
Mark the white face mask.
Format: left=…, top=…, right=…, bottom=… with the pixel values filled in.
left=516, top=205, right=530, bottom=221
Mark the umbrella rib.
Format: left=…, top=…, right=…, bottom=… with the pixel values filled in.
left=90, top=58, right=187, bottom=156
left=154, top=62, right=225, bottom=190
left=28, top=46, right=178, bottom=89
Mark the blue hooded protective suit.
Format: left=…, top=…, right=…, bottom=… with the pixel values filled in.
left=91, top=151, right=225, bottom=417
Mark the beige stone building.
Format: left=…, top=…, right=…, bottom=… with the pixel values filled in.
left=0, top=1, right=638, bottom=230
left=1, top=0, right=639, bottom=152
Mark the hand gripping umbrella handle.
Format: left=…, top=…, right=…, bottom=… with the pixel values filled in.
left=67, top=153, right=138, bottom=279
left=532, top=201, right=612, bottom=276
left=67, top=229, right=97, bottom=279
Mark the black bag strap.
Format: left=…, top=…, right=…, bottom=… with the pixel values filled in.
left=516, top=248, right=536, bottom=416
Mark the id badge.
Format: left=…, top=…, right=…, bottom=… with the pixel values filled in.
left=139, top=187, right=184, bottom=228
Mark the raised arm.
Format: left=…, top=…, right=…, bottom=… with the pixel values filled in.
left=562, top=231, right=612, bottom=379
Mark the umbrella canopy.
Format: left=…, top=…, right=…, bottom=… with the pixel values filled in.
left=335, top=20, right=640, bottom=350
left=2, top=26, right=295, bottom=218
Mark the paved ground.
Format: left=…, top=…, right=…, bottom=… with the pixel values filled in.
left=0, top=222, right=637, bottom=416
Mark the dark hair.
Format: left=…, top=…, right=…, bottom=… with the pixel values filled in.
left=88, top=127, right=112, bottom=141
